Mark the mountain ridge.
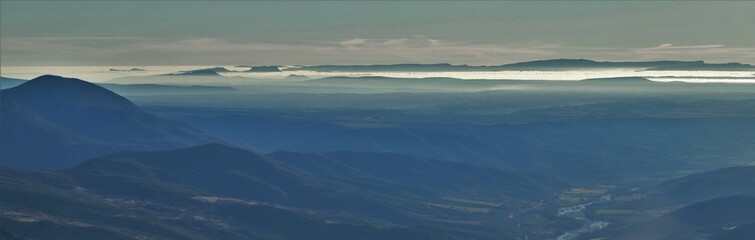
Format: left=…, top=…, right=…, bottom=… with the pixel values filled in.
left=1, top=75, right=223, bottom=170
left=291, top=59, right=754, bottom=72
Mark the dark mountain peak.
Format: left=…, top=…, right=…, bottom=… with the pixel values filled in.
left=24, top=74, right=97, bottom=87
left=199, top=67, right=231, bottom=72
left=5, top=75, right=138, bottom=111
left=172, top=70, right=218, bottom=76
left=246, top=65, right=282, bottom=72
left=165, top=67, right=231, bottom=76
left=1, top=75, right=219, bottom=164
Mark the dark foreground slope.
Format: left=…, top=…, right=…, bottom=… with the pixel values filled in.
left=0, top=143, right=569, bottom=240
left=583, top=165, right=755, bottom=240
left=0, top=167, right=447, bottom=240
left=607, top=196, right=755, bottom=240
left=661, top=166, right=755, bottom=203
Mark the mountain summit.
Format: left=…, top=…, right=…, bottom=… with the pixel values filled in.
left=1, top=75, right=222, bottom=169
left=4, top=75, right=140, bottom=112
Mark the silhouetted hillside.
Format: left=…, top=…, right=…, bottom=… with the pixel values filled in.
left=0, top=96, right=115, bottom=169
left=0, top=163, right=449, bottom=240
left=1, top=75, right=222, bottom=170
left=271, top=151, right=558, bottom=197
left=64, top=144, right=419, bottom=222
left=611, top=196, right=755, bottom=240
left=662, top=166, right=755, bottom=203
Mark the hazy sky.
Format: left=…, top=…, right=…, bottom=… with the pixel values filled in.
left=1, top=1, right=754, bottom=66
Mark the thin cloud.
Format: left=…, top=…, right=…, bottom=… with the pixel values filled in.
left=641, top=43, right=727, bottom=51
left=628, top=44, right=755, bottom=62
left=2, top=36, right=754, bottom=65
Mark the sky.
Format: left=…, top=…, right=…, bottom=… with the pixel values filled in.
left=1, top=1, right=754, bottom=66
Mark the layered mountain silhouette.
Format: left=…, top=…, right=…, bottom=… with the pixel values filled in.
left=293, top=63, right=457, bottom=72
left=498, top=59, right=702, bottom=69
left=0, top=143, right=562, bottom=239
left=0, top=162, right=445, bottom=240
left=66, top=144, right=555, bottom=219
left=67, top=144, right=327, bottom=205
left=271, top=151, right=557, bottom=197
left=110, top=67, right=250, bottom=85
left=0, top=75, right=221, bottom=169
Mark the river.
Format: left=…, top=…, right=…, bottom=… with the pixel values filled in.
left=554, top=194, right=612, bottom=240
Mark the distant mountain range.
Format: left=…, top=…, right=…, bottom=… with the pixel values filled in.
left=109, top=67, right=251, bottom=85
left=167, top=67, right=233, bottom=75
left=2, top=76, right=237, bottom=94
left=245, top=65, right=281, bottom=72
left=290, top=59, right=755, bottom=72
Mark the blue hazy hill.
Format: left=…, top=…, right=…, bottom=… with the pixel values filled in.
left=0, top=76, right=27, bottom=89
left=0, top=143, right=564, bottom=239
left=1, top=75, right=222, bottom=169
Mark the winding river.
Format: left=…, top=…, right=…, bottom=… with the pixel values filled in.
left=554, top=195, right=612, bottom=240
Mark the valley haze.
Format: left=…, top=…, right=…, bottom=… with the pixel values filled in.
left=2, top=1, right=755, bottom=240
